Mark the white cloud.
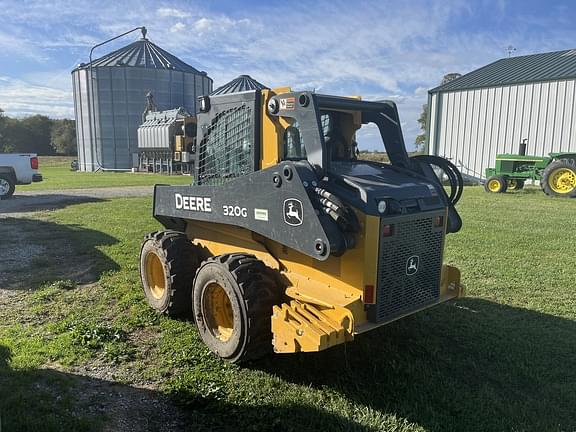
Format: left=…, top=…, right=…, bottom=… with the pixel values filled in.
left=190, top=16, right=252, bottom=34
left=0, top=30, right=48, bottom=61
left=157, top=7, right=190, bottom=19
left=192, top=17, right=212, bottom=33
left=0, top=76, right=73, bottom=118
left=170, top=22, right=186, bottom=33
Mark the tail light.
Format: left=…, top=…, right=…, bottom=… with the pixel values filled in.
left=433, top=215, right=444, bottom=227
left=30, top=156, right=38, bottom=170
left=382, top=224, right=394, bottom=237
left=363, top=285, right=376, bottom=304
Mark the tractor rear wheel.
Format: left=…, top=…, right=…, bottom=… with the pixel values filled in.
left=193, top=254, right=280, bottom=363
left=140, top=231, right=202, bottom=317
left=484, top=176, right=508, bottom=193
left=541, top=159, right=576, bottom=197
left=508, top=179, right=524, bottom=191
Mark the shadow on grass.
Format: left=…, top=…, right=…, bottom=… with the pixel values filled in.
left=250, top=298, right=576, bottom=432
left=0, top=217, right=119, bottom=289
left=0, top=194, right=103, bottom=214
left=0, top=344, right=375, bottom=432
left=0, top=344, right=188, bottom=432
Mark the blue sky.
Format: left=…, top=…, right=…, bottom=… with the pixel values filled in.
left=0, top=0, right=575, bottom=150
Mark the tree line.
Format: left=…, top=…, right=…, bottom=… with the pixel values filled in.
left=0, top=108, right=77, bottom=156
left=1, top=73, right=462, bottom=157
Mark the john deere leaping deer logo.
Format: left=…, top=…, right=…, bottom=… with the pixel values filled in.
left=406, top=255, right=420, bottom=276
left=283, top=199, right=303, bottom=226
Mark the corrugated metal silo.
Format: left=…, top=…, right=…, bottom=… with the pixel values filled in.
left=210, top=75, right=268, bottom=95
left=72, top=31, right=213, bottom=171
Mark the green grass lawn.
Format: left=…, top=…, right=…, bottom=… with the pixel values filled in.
left=0, top=187, right=575, bottom=431
left=19, top=156, right=192, bottom=191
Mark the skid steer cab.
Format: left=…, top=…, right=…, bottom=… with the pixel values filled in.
left=140, top=87, right=465, bottom=363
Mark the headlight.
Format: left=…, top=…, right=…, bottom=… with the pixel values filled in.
left=377, top=200, right=387, bottom=214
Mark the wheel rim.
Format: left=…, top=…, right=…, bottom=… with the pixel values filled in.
left=549, top=168, right=576, bottom=194
left=508, top=180, right=517, bottom=190
left=488, top=179, right=501, bottom=192
left=145, top=252, right=166, bottom=299
left=203, top=282, right=234, bottom=342
left=0, top=178, right=9, bottom=195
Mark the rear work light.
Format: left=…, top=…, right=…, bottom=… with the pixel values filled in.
left=363, top=285, right=376, bottom=304
left=30, top=156, right=38, bottom=170
left=433, top=215, right=444, bottom=227
left=382, top=224, right=394, bottom=237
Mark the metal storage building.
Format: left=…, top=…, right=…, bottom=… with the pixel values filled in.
left=72, top=32, right=212, bottom=171
left=427, top=49, right=576, bottom=180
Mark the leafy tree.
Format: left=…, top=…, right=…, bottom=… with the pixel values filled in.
left=19, top=115, right=54, bottom=155
left=415, top=104, right=428, bottom=151
left=0, top=110, right=77, bottom=155
left=0, top=108, right=10, bottom=152
left=415, top=73, right=462, bottom=151
left=2, top=117, right=29, bottom=153
left=51, top=119, right=77, bottom=155
left=0, top=110, right=4, bottom=148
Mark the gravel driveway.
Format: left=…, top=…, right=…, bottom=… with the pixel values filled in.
left=0, top=186, right=153, bottom=217
left=1, top=186, right=152, bottom=288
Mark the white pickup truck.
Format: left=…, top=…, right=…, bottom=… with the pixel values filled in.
left=0, top=153, right=43, bottom=199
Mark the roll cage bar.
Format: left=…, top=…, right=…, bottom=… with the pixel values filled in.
left=267, top=91, right=411, bottom=176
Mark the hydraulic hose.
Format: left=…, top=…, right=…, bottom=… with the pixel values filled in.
left=412, top=155, right=464, bottom=206
left=314, top=187, right=360, bottom=233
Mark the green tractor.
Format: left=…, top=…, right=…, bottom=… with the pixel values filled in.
left=484, top=140, right=576, bottom=197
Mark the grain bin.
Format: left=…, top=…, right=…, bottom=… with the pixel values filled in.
left=210, top=74, right=268, bottom=95
left=72, top=30, right=212, bottom=171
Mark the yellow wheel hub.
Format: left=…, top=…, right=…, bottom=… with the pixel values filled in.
left=508, top=180, right=517, bottom=190
left=488, top=179, right=501, bottom=192
left=145, top=252, right=166, bottom=299
left=204, top=283, right=235, bottom=342
left=549, top=168, right=576, bottom=194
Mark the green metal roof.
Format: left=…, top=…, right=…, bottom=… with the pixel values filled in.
left=430, top=48, right=576, bottom=93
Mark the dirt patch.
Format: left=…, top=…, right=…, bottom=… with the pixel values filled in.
left=0, top=216, right=119, bottom=290
left=41, top=365, right=192, bottom=432
left=0, top=288, right=24, bottom=312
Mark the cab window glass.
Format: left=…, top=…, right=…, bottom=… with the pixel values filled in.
left=283, top=121, right=307, bottom=160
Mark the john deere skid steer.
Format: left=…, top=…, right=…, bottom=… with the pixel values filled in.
left=140, top=88, right=465, bottom=362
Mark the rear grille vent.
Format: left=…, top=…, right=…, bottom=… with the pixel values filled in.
left=372, top=212, right=444, bottom=323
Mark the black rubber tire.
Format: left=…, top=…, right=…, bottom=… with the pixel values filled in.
left=140, top=230, right=202, bottom=317
left=484, top=175, right=508, bottom=193
left=0, top=174, right=15, bottom=199
left=193, top=254, right=280, bottom=363
left=541, top=159, right=576, bottom=198
left=508, top=179, right=525, bottom=191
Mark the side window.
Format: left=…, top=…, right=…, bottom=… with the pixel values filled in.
left=322, top=111, right=357, bottom=161
left=320, top=113, right=331, bottom=139
left=283, top=121, right=307, bottom=160
left=197, top=105, right=254, bottom=185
